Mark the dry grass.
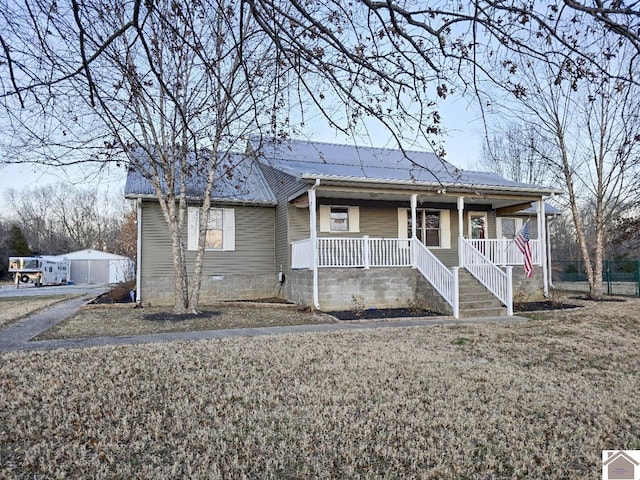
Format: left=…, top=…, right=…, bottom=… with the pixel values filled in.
left=1, top=298, right=639, bottom=478
left=0, top=295, right=79, bottom=332
left=35, top=303, right=335, bottom=340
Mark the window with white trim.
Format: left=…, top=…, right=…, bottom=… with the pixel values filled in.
left=408, top=209, right=441, bottom=246
left=399, top=207, right=451, bottom=248
left=497, top=217, right=523, bottom=239
left=187, top=207, right=235, bottom=251
left=330, top=207, right=349, bottom=232
left=319, top=205, right=360, bottom=233
left=204, top=209, right=223, bottom=249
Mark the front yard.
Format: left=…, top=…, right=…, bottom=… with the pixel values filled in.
left=34, top=302, right=335, bottom=340
left=1, top=298, right=639, bottom=478
left=0, top=295, right=79, bottom=332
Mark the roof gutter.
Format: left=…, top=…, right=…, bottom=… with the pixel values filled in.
left=124, top=193, right=277, bottom=207
left=299, top=174, right=563, bottom=196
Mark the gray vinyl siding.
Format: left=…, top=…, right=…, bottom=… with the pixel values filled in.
left=140, top=201, right=275, bottom=281
left=290, top=199, right=463, bottom=267
left=289, top=205, right=310, bottom=243
left=258, top=164, right=307, bottom=270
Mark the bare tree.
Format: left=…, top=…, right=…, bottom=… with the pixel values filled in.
left=2, top=0, right=639, bottom=309
left=482, top=35, right=640, bottom=299
left=5, top=184, right=128, bottom=255
left=479, top=124, right=555, bottom=186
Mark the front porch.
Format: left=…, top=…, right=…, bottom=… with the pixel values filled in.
left=291, top=236, right=543, bottom=318
left=284, top=179, right=554, bottom=318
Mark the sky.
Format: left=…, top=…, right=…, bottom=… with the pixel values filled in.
left=0, top=97, right=485, bottom=216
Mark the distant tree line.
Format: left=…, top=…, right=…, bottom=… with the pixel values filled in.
left=0, top=184, right=136, bottom=280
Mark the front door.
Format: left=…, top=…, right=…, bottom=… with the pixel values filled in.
left=469, top=212, right=488, bottom=240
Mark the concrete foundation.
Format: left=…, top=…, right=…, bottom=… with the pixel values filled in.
left=141, top=273, right=280, bottom=306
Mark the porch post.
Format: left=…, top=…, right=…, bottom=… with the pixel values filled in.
left=309, top=180, right=320, bottom=309
left=538, top=199, right=549, bottom=297
left=411, top=194, right=417, bottom=268
left=457, top=196, right=465, bottom=267
left=451, top=266, right=459, bottom=319
left=506, top=266, right=514, bottom=316
left=410, top=194, right=417, bottom=239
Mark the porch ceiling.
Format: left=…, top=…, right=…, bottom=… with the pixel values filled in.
left=314, top=188, right=540, bottom=210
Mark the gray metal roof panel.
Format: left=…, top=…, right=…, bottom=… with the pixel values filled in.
left=253, top=138, right=559, bottom=194
left=125, top=150, right=277, bottom=204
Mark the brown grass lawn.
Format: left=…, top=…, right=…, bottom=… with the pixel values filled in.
left=0, top=295, right=79, bottom=332
left=35, top=303, right=335, bottom=340
left=1, top=297, right=639, bottom=478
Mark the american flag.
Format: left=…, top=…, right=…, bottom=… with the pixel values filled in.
left=514, top=223, right=533, bottom=278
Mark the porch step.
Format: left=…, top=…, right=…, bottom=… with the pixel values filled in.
left=457, top=270, right=507, bottom=317
left=459, top=306, right=507, bottom=318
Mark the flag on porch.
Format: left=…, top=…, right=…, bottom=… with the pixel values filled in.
left=514, top=223, right=533, bottom=278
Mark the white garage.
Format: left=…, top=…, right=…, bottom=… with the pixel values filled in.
left=59, top=249, right=134, bottom=285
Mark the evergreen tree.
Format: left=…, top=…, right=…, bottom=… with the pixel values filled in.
left=8, top=225, right=31, bottom=256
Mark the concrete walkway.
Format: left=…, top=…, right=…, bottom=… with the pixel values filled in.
left=0, top=296, right=529, bottom=353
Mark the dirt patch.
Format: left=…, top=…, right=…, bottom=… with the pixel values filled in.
left=326, top=308, right=441, bottom=321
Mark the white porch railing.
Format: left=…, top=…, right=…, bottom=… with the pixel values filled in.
left=292, top=237, right=413, bottom=269
left=460, top=238, right=513, bottom=315
left=413, top=240, right=459, bottom=318
left=469, top=239, right=540, bottom=265
left=291, top=238, right=314, bottom=269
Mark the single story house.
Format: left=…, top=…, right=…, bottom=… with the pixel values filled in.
left=125, top=138, right=561, bottom=317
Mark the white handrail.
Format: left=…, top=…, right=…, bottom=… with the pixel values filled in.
left=461, top=238, right=513, bottom=315
left=413, top=240, right=459, bottom=318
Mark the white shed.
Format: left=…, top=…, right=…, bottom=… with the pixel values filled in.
left=58, top=249, right=134, bottom=285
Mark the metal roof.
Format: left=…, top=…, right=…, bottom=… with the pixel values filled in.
left=124, top=150, right=277, bottom=205
left=252, top=138, right=561, bottom=195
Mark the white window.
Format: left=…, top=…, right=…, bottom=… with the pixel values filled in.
left=187, top=207, right=235, bottom=251
left=398, top=208, right=451, bottom=248
left=319, top=205, right=360, bottom=233
left=205, top=209, right=223, bottom=249
left=409, top=209, right=441, bottom=246
left=497, top=217, right=523, bottom=239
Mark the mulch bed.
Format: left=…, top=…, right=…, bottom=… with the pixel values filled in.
left=326, top=308, right=441, bottom=321
left=143, top=311, right=222, bottom=323
left=227, top=297, right=294, bottom=304
left=514, top=301, right=582, bottom=312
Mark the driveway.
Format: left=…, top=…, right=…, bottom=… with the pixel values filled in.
left=0, top=283, right=109, bottom=298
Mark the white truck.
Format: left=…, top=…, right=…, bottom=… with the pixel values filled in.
left=8, top=256, right=70, bottom=287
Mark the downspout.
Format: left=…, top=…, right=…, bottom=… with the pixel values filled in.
left=136, top=198, right=142, bottom=303
left=309, top=179, right=320, bottom=310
